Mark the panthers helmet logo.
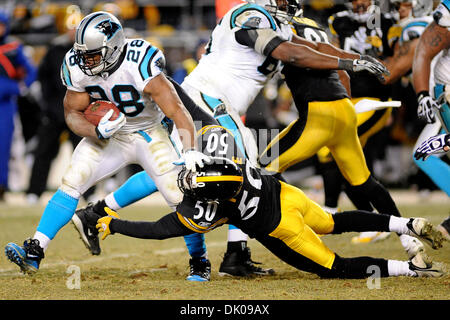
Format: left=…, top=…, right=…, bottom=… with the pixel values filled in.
left=95, top=19, right=121, bottom=40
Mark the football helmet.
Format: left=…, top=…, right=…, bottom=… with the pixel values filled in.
left=177, top=157, right=243, bottom=201
left=390, top=0, right=433, bottom=17
left=247, top=0, right=303, bottom=23
left=73, top=11, right=125, bottom=76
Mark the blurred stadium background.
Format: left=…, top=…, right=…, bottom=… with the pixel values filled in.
left=0, top=0, right=448, bottom=206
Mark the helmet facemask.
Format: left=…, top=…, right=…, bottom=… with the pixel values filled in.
left=266, top=0, right=303, bottom=24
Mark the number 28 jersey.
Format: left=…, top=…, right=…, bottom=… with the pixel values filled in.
left=184, top=3, right=293, bottom=115
left=60, top=39, right=166, bottom=133
left=176, top=160, right=282, bottom=238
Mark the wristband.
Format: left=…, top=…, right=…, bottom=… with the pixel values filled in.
left=417, top=91, right=429, bottom=99
left=95, top=127, right=105, bottom=139
left=337, top=58, right=353, bottom=72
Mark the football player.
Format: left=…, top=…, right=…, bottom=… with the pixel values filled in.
left=4, top=12, right=211, bottom=275
left=411, top=0, right=450, bottom=196
left=0, top=10, right=37, bottom=201
left=95, top=156, right=447, bottom=279
left=258, top=12, right=426, bottom=259
left=70, top=0, right=389, bottom=279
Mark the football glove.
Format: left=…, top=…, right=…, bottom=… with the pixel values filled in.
left=417, top=91, right=439, bottom=124
left=173, top=149, right=212, bottom=172
left=414, top=133, right=450, bottom=161
left=339, top=56, right=389, bottom=82
left=96, top=208, right=120, bottom=240
left=95, top=109, right=126, bottom=139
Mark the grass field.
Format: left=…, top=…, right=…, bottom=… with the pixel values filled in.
left=0, top=191, right=449, bottom=304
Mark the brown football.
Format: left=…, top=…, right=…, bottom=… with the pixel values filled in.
left=84, top=100, right=120, bottom=126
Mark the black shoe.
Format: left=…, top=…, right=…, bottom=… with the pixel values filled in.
left=71, top=203, right=102, bottom=255
left=186, top=257, right=211, bottom=282
left=437, top=216, right=450, bottom=241
left=219, top=247, right=275, bottom=277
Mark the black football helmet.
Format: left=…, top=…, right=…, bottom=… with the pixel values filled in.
left=177, top=157, right=243, bottom=201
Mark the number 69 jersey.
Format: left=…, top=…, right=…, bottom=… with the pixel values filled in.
left=184, top=2, right=293, bottom=116
left=176, top=160, right=282, bottom=238
left=60, top=39, right=166, bottom=133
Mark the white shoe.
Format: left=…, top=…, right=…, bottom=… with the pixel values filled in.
left=408, top=252, right=446, bottom=278
left=406, top=218, right=445, bottom=249
left=351, top=231, right=391, bottom=244
left=401, top=236, right=425, bottom=260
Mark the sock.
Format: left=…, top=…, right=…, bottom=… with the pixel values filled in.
left=332, top=210, right=390, bottom=234
left=347, top=175, right=401, bottom=217
left=387, top=260, right=415, bottom=277
left=35, top=189, right=79, bottom=249
left=33, top=231, right=51, bottom=252
left=388, top=216, right=411, bottom=234
left=414, top=155, right=450, bottom=196
left=227, top=225, right=248, bottom=242
left=110, top=171, right=158, bottom=208
left=184, top=233, right=207, bottom=258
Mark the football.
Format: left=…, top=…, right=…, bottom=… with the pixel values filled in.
left=84, top=100, right=121, bottom=126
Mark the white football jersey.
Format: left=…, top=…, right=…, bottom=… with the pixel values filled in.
left=183, top=3, right=293, bottom=116
left=433, top=1, right=450, bottom=85
left=61, top=38, right=166, bottom=133
left=399, top=15, right=433, bottom=44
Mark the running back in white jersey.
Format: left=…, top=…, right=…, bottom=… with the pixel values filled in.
left=61, top=38, right=166, bottom=133
left=184, top=2, right=293, bottom=115
left=433, top=0, right=450, bottom=85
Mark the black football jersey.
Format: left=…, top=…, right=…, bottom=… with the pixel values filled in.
left=329, top=10, right=396, bottom=99
left=282, top=17, right=349, bottom=115
left=176, top=160, right=281, bottom=238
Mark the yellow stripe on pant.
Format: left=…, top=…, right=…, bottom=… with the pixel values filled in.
left=262, top=98, right=370, bottom=186
left=269, top=182, right=335, bottom=269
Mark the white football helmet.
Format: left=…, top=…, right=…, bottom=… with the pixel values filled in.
left=390, top=0, right=433, bottom=17
left=247, top=0, right=303, bottom=23
left=73, top=11, right=125, bottom=76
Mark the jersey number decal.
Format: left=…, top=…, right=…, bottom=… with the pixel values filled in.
left=86, top=85, right=145, bottom=117
left=205, top=131, right=229, bottom=156
left=194, top=201, right=218, bottom=222
left=301, top=27, right=328, bottom=43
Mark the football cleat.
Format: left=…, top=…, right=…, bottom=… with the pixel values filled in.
left=351, top=231, right=391, bottom=244
left=406, top=218, right=445, bottom=249
left=218, top=247, right=275, bottom=277
left=403, top=236, right=425, bottom=260
left=437, top=217, right=450, bottom=242
left=5, top=239, right=44, bottom=274
left=71, top=203, right=102, bottom=255
left=186, top=257, right=211, bottom=282
left=408, top=251, right=446, bottom=277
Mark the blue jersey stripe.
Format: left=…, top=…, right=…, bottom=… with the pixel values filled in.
left=230, top=4, right=277, bottom=30
left=138, top=45, right=158, bottom=81
left=61, top=60, right=72, bottom=87
left=401, top=21, right=429, bottom=41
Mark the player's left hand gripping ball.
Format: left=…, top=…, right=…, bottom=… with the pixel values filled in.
left=173, top=149, right=212, bottom=172
left=96, top=208, right=120, bottom=240
left=414, top=133, right=450, bottom=161
left=95, top=109, right=126, bottom=139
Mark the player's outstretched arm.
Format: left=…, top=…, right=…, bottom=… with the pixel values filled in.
left=382, top=38, right=419, bottom=85
left=97, top=210, right=195, bottom=240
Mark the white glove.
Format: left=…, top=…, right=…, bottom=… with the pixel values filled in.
left=417, top=91, right=439, bottom=124
left=414, top=133, right=450, bottom=161
left=95, top=109, right=126, bottom=139
left=173, top=149, right=211, bottom=172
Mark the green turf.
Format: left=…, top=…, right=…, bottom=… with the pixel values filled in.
left=0, top=201, right=449, bottom=301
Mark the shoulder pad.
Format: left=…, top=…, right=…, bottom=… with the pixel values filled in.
left=433, top=1, right=450, bottom=28
left=401, top=17, right=431, bottom=42
left=230, top=3, right=277, bottom=30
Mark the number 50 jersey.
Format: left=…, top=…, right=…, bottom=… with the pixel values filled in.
left=176, top=160, right=282, bottom=238
left=60, top=39, right=166, bottom=134
left=184, top=2, right=293, bottom=116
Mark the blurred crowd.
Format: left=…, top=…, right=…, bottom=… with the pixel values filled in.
left=0, top=0, right=445, bottom=203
